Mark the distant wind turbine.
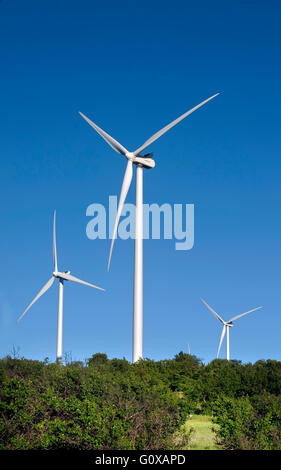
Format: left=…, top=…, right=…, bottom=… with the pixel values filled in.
left=201, top=298, right=263, bottom=360
left=80, top=93, right=219, bottom=363
left=18, top=211, right=104, bottom=363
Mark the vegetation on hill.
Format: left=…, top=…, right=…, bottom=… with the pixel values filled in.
left=0, top=352, right=280, bottom=450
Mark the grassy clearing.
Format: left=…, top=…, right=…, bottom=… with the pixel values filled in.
left=183, top=414, right=218, bottom=450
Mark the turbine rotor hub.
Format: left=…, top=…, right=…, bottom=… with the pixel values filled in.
left=125, top=152, right=136, bottom=162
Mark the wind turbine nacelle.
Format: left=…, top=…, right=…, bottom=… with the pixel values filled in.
left=53, top=270, right=71, bottom=278
left=226, top=322, right=234, bottom=327
left=125, top=151, right=155, bottom=169
left=133, top=156, right=155, bottom=169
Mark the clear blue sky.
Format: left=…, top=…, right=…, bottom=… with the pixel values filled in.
left=0, top=0, right=280, bottom=364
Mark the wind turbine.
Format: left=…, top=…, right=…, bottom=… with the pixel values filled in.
left=201, top=298, right=263, bottom=360
left=79, top=93, right=219, bottom=363
left=18, top=211, right=104, bottom=363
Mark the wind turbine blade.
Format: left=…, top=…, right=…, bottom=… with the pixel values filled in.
left=79, top=112, right=128, bottom=156
left=133, top=93, right=219, bottom=155
left=201, top=298, right=225, bottom=324
left=17, top=276, right=55, bottom=322
left=53, top=211, right=57, bottom=272
left=108, top=160, right=133, bottom=270
left=228, top=306, right=263, bottom=323
left=58, top=272, right=105, bottom=291
left=217, top=325, right=226, bottom=358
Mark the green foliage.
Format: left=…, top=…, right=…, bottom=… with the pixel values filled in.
left=0, top=353, right=280, bottom=450
left=213, top=394, right=281, bottom=450
left=0, top=355, right=188, bottom=450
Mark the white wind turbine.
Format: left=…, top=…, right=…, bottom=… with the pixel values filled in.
left=201, top=298, right=263, bottom=360
left=79, top=93, right=219, bottom=363
left=18, top=211, right=104, bottom=363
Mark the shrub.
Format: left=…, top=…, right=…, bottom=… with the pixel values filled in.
left=213, top=394, right=281, bottom=450
left=0, top=357, right=188, bottom=450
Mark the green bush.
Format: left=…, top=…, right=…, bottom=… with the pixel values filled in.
left=0, top=355, right=188, bottom=450
left=0, top=353, right=280, bottom=450
left=213, top=394, right=281, bottom=450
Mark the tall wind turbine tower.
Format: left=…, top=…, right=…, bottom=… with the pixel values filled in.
left=79, top=94, right=219, bottom=362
